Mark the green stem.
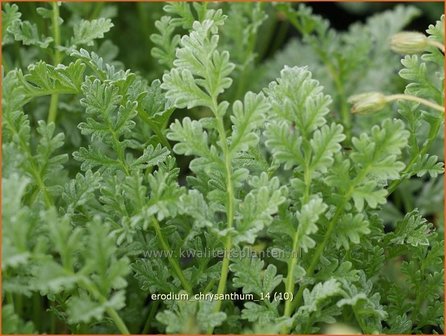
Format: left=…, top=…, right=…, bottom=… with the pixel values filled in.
left=106, top=307, right=130, bottom=335
left=233, top=20, right=260, bottom=101
left=283, top=167, right=311, bottom=321
left=386, top=94, right=444, bottom=113
left=208, top=99, right=235, bottom=334
left=269, top=20, right=289, bottom=56
left=136, top=3, right=150, bottom=47
left=32, top=294, right=41, bottom=330
left=339, top=94, right=351, bottom=142
left=90, top=2, right=104, bottom=19
left=151, top=217, right=192, bottom=294
left=412, top=270, right=425, bottom=322
left=427, top=39, right=445, bottom=53
left=329, top=66, right=351, bottom=142
left=141, top=300, right=159, bottom=334
left=111, top=130, right=130, bottom=176
left=15, top=294, right=23, bottom=315
left=50, top=305, right=57, bottom=333
left=203, top=279, right=216, bottom=294
left=214, top=236, right=232, bottom=307
left=283, top=234, right=299, bottom=317
left=48, top=2, right=62, bottom=124
left=6, top=291, right=14, bottom=308
left=51, top=2, right=61, bottom=64
left=47, top=94, right=59, bottom=124
left=258, top=14, right=277, bottom=61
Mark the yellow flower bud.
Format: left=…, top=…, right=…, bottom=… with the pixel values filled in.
left=348, top=92, right=388, bottom=114
left=390, top=32, right=428, bottom=54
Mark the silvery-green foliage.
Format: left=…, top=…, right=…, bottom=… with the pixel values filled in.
left=2, top=2, right=443, bottom=334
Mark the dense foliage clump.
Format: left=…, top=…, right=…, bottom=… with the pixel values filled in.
left=2, top=2, right=444, bottom=334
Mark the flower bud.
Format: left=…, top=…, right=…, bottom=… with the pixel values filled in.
left=324, top=323, right=361, bottom=335
left=390, top=32, right=428, bottom=54
left=348, top=92, right=388, bottom=114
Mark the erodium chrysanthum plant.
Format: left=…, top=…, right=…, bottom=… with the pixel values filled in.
left=2, top=2, right=444, bottom=335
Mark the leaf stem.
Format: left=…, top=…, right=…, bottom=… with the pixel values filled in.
left=233, top=16, right=260, bottom=100
left=283, top=166, right=311, bottom=321
left=427, top=39, right=445, bottom=53
left=203, top=279, right=216, bottom=293
left=6, top=291, right=15, bottom=308
left=411, top=264, right=425, bottom=322
left=141, top=300, right=159, bottom=334
left=215, top=236, right=232, bottom=308
left=283, top=234, right=299, bottom=317
left=328, top=64, right=351, bottom=142
left=48, top=2, right=62, bottom=124
left=269, top=20, right=289, bottom=56
left=151, top=217, right=192, bottom=294
left=89, top=2, right=104, bottom=19
left=106, top=307, right=130, bottom=335
left=208, top=99, right=235, bottom=334
left=385, top=94, right=444, bottom=113
left=51, top=2, right=61, bottom=64
left=32, top=294, right=41, bottom=331
left=50, top=306, right=57, bottom=333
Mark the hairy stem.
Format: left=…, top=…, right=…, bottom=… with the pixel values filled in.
left=203, top=279, right=216, bottom=293
left=283, top=166, right=311, bottom=321
left=89, top=2, right=104, bottom=19
left=48, top=2, right=61, bottom=124
left=386, top=94, right=444, bottom=113
left=208, top=99, right=235, bottom=334
left=51, top=2, right=61, bottom=64
left=328, top=65, right=351, bottom=143
left=106, top=307, right=130, bottom=335
left=427, top=39, right=445, bottom=53
left=283, top=235, right=299, bottom=317
left=233, top=20, right=260, bottom=101
left=151, top=217, right=193, bottom=294
left=213, top=122, right=234, bottom=306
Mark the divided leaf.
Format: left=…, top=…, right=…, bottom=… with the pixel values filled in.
left=230, top=256, right=282, bottom=295
left=71, top=18, right=114, bottom=47
left=295, top=196, right=328, bottom=252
